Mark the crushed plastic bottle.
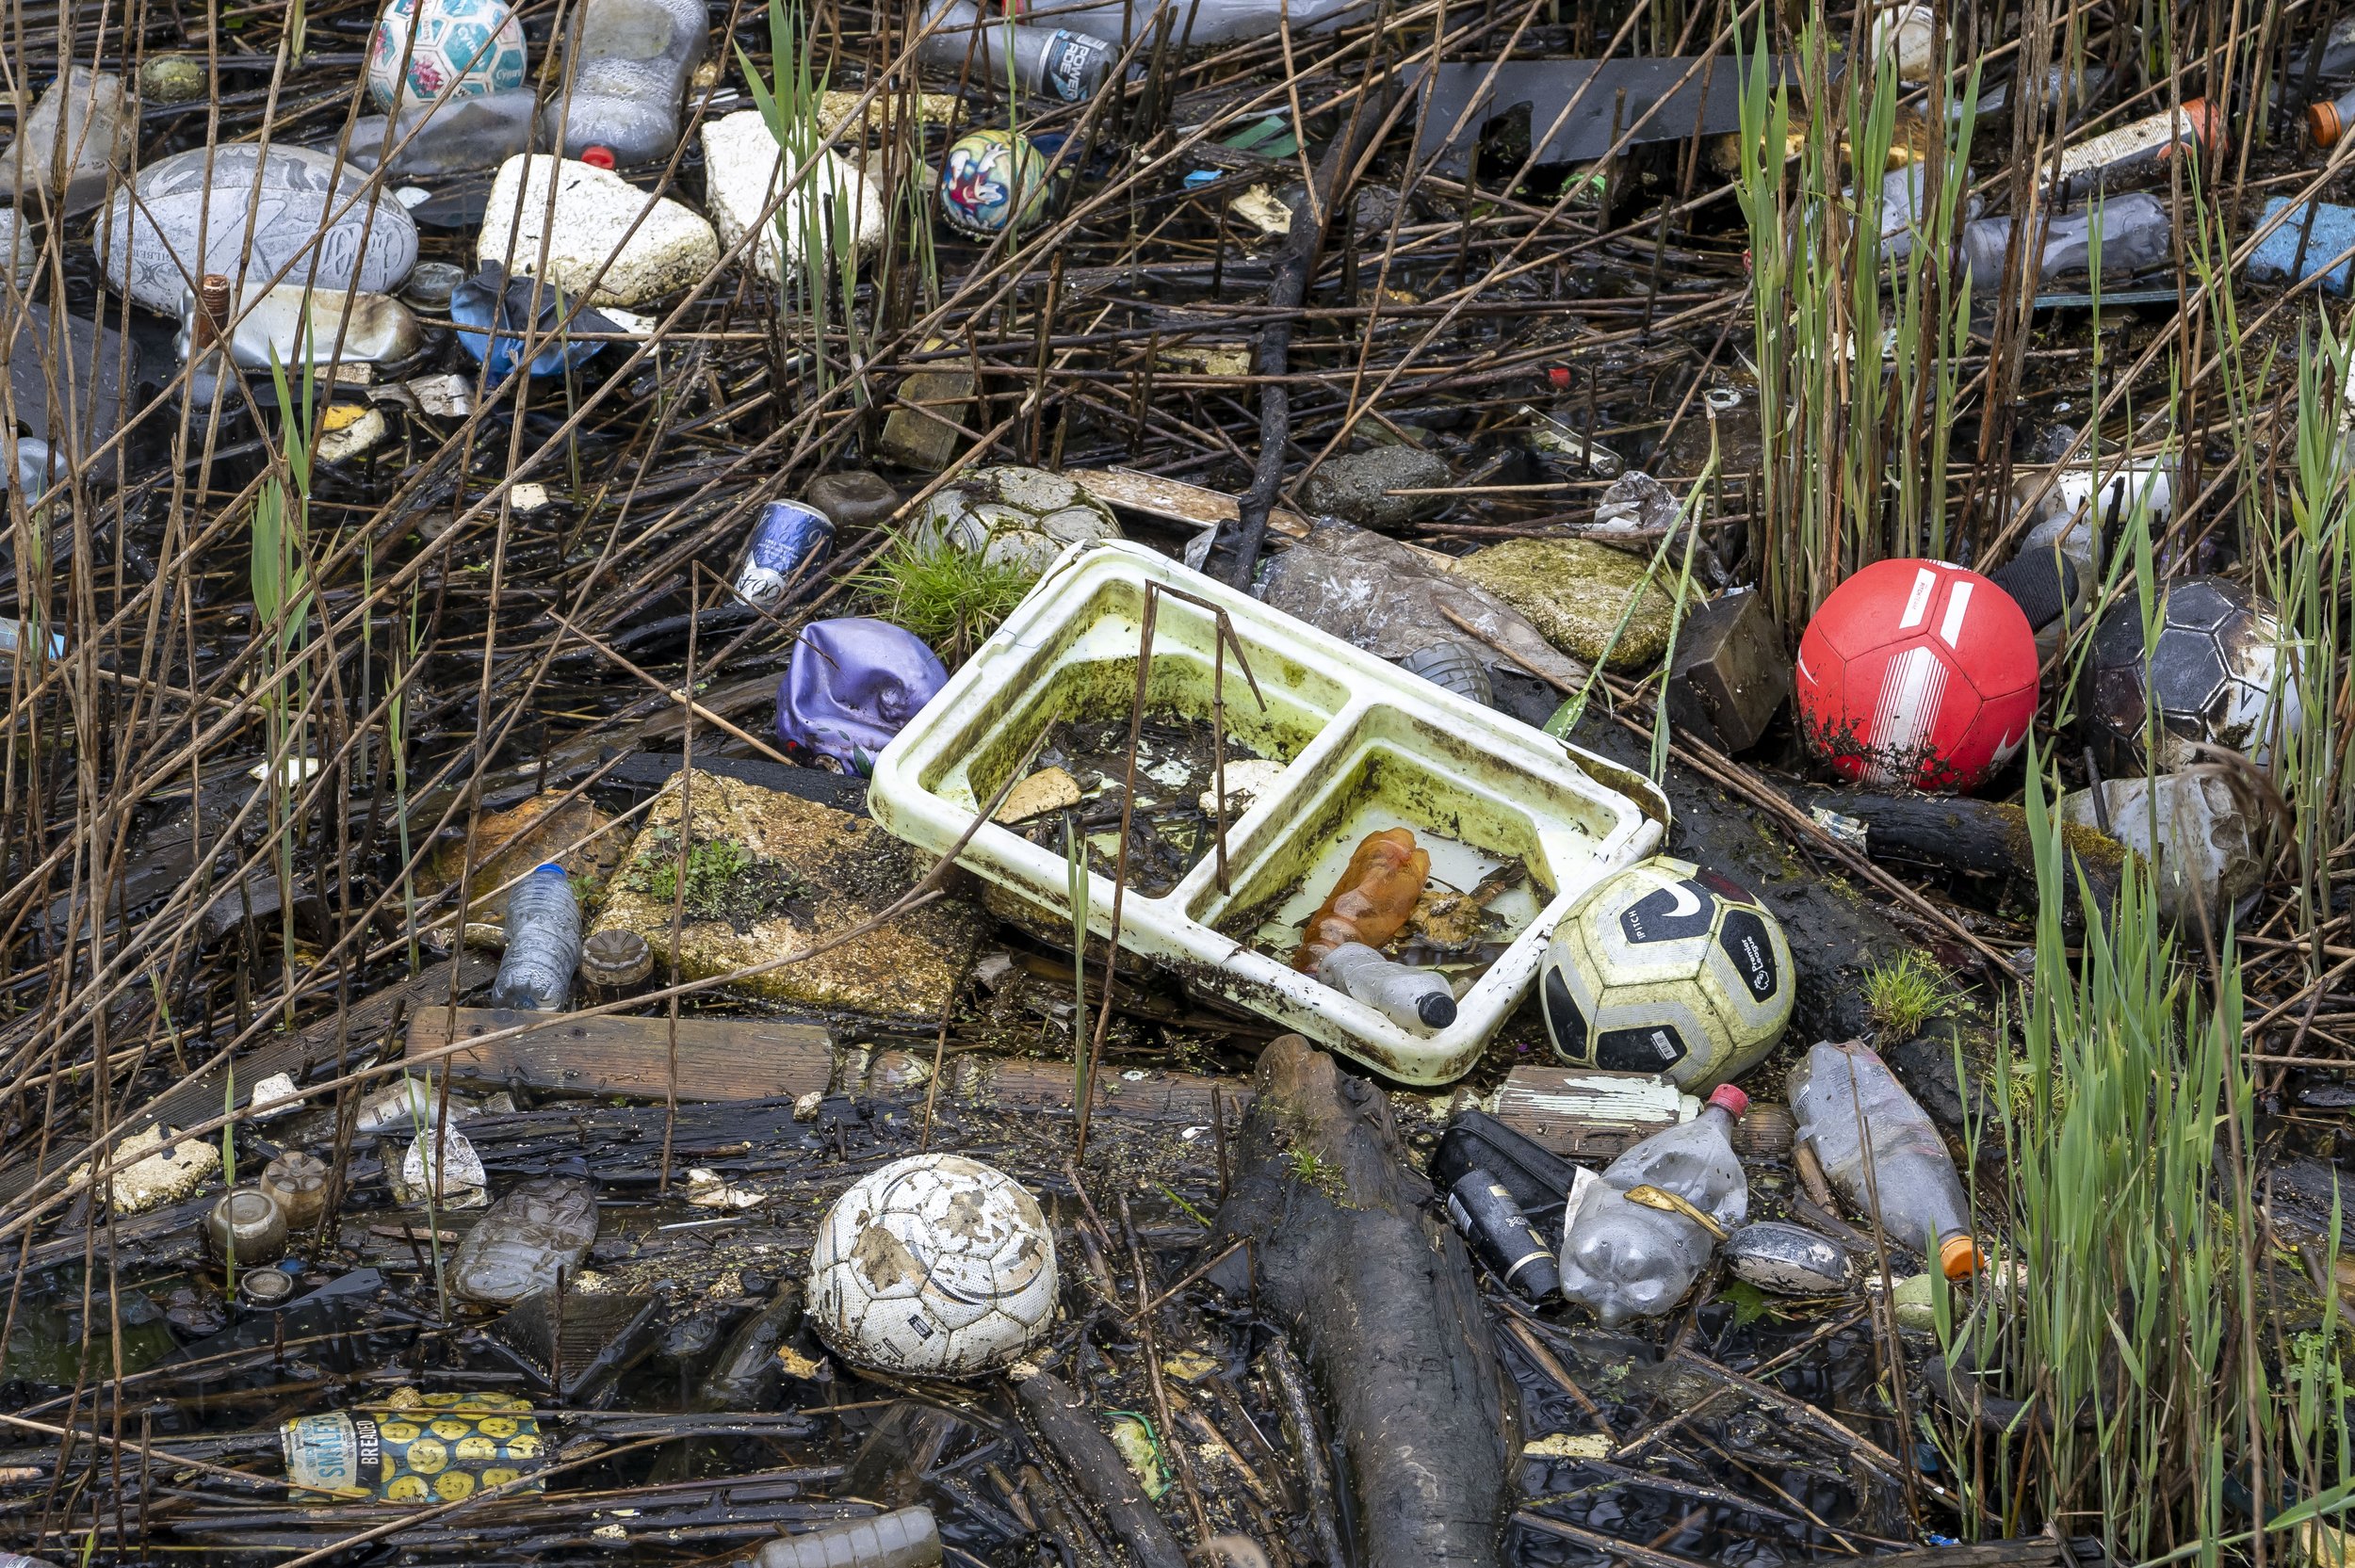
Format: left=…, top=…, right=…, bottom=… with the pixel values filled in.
left=449, top=262, right=619, bottom=378
left=491, top=864, right=582, bottom=1011
left=1788, top=1040, right=1981, bottom=1279
left=0, top=68, right=134, bottom=214
left=1312, top=941, right=1456, bottom=1031
left=451, top=1175, right=600, bottom=1303
left=350, top=89, right=540, bottom=178
left=736, top=500, right=834, bottom=609
left=1291, top=827, right=1429, bottom=972
left=773, top=619, right=950, bottom=772
left=752, top=1507, right=944, bottom=1568
left=1959, top=192, right=2171, bottom=296
left=918, top=0, right=1117, bottom=102
left=1557, top=1083, right=1748, bottom=1325
left=177, top=282, right=423, bottom=398
left=1445, top=1168, right=1559, bottom=1300
left=542, top=0, right=708, bottom=167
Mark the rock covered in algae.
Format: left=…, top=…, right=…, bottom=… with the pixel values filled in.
left=589, top=768, right=986, bottom=1021
left=1454, top=538, right=1676, bottom=670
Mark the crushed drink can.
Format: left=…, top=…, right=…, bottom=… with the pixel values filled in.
left=736, top=500, right=834, bottom=610
left=283, top=1391, right=544, bottom=1503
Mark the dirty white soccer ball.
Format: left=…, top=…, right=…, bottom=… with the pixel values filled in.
left=807, top=1155, right=1059, bottom=1377
left=1541, top=857, right=1795, bottom=1092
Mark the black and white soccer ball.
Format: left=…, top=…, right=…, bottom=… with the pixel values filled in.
left=807, top=1155, right=1059, bottom=1378
left=2082, top=575, right=2301, bottom=772
left=1541, top=858, right=1795, bottom=1091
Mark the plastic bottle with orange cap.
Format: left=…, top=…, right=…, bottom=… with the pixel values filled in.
left=1788, top=1039, right=1984, bottom=1283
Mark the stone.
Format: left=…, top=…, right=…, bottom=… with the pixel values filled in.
left=908, top=465, right=1120, bottom=574
left=700, top=109, right=885, bottom=283
left=72, top=1123, right=220, bottom=1214
left=996, top=766, right=1082, bottom=824
left=1455, top=538, right=1676, bottom=671
left=139, top=55, right=211, bottom=104
left=876, top=339, right=972, bottom=471
left=0, top=68, right=133, bottom=213
left=1299, top=445, right=1453, bottom=528
left=477, top=154, right=720, bottom=306
left=423, top=791, right=623, bottom=927
left=588, top=768, right=987, bottom=1022
left=804, top=470, right=901, bottom=529
left=102, top=144, right=419, bottom=315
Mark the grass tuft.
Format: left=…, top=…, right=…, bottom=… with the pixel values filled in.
left=854, top=539, right=1035, bottom=663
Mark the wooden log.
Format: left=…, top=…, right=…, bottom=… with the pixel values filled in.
left=1210, top=1035, right=1518, bottom=1568
left=407, top=1008, right=1250, bottom=1123
left=1013, top=1366, right=1188, bottom=1568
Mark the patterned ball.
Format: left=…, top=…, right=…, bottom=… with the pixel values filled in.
left=940, top=129, right=1050, bottom=237
left=807, top=1155, right=1058, bottom=1377
left=367, top=0, right=528, bottom=111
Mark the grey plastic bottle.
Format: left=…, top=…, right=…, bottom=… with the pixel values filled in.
left=491, top=864, right=581, bottom=1011
left=0, top=68, right=133, bottom=214
left=1787, top=1040, right=1979, bottom=1280
left=543, top=0, right=708, bottom=167
left=350, top=90, right=540, bottom=178
left=1958, top=192, right=2170, bottom=295
left=1313, top=942, right=1456, bottom=1031
left=918, top=0, right=1117, bottom=102
left=750, top=1507, right=943, bottom=1568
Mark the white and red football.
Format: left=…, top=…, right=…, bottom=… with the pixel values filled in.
left=1795, top=558, right=2039, bottom=794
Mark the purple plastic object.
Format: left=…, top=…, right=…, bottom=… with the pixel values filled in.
left=774, top=618, right=950, bottom=773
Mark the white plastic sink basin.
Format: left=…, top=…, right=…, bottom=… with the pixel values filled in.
left=867, top=541, right=1665, bottom=1084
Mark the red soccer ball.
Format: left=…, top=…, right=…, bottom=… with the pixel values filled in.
left=1795, top=558, right=2039, bottom=793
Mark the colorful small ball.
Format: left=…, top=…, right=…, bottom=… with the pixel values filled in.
left=940, top=128, right=1050, bottom=238
left=367, top=0, right=528, bottom=112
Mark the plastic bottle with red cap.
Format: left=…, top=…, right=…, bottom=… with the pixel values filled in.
left=1556, top=1084, right=1751, bottom=1325
left=540, top=0, right=707, bottom=167
left=1788, top=1040, right=1982, bottom=1282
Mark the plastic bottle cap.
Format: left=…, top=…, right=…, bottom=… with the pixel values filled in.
left=1939, top=1235, right=1982, bottom=1280
left=1418, top=993, right=1458, bottom=1028
left=581, top=146, right=616, bottom=170
left=1706, top=1083, right=1749, bottom=1121
left=2314, top=101, right=2345, bottom=150
left=1547, top=365, right=1571, bottom=391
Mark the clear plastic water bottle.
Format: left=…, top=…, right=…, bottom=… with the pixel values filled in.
left=1557, top=1084, right=1748, bottom=1325
left=350, top=89, right=540, bottom=178
left=736, top=500, right=835, bottom=609
left=919, top=0, right=1117, bottom=101
left=1787, top=1040, right=1980, bottom=1280
left=491, top=864, right=581, bottom=1011
left=1312, top=941, right=1456, bottom=1031
left=752, top=1507, right=942, bottom=1568
left=542, top=0, right=708, bottom=167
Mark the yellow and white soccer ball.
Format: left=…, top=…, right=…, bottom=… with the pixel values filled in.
left=807, top=1155, right=1059, bottom=1377
left=1541, top=857, right=1794, bottom=1091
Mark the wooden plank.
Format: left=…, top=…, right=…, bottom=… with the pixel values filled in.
left=1490, top=1066, right=1690, bottom=1160
left=406, top=1006, right=836, bottom=1103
